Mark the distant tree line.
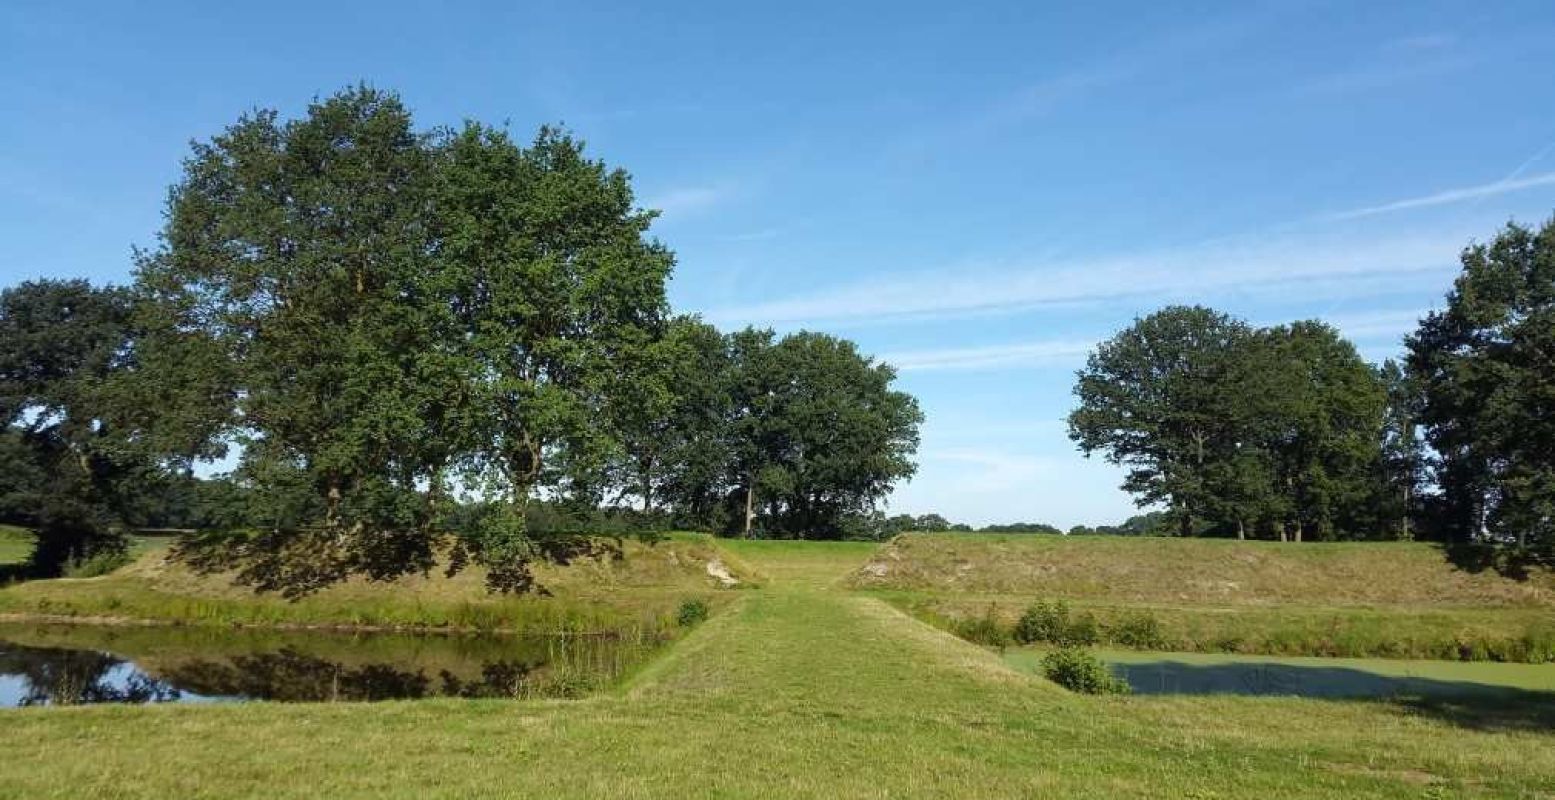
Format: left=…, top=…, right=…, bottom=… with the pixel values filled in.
left=0, top=87, right=921, bottom=589
left=838, top=512, right=1169, bottom=539
left=1069, top=217, right=1555, bottom=560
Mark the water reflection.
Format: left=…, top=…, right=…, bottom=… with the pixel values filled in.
left=0, top=624, right=658, bottom=706
left=0, top=643, right=183, bottom=706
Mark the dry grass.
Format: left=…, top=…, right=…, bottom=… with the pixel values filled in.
left=0, top=533, right=750, bottom=634
left=850, top=533, right=1555, bottom=607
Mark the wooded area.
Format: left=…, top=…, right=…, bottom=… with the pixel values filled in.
left=1068, top=219, right=1555, bottom=559
left=0, top=88, right=921, bottom=591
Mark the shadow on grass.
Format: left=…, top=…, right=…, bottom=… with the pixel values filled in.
left=1392, top=691, right=1555, bottom=733
left=1438, top=541, right=1554, bottom=581
left=1114, top=660, right=1555, bottom=731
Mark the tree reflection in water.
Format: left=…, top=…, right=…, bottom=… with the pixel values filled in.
left=0, top=644, right=181, bottom=706
left=1, top=627, right=649, bottom=705
left=160, top=650, right=585, bottom=701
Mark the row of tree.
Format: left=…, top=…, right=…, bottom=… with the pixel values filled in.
left=0, top=87, right=922, bottom=589
left=1069, top=217, right=1554, bottom=558
left=1070, top=308, right=1408, bottom=542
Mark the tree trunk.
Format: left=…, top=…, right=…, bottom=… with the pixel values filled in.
left=1293, top=522, right=1303, bottom=543
left=1236, top=518, right=1246, bottom=541
left=1400, top=484, right=1411, bottom=540
left=742, top=479, right=756, bottom=539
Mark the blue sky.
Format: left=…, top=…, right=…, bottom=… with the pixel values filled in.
left=5, top=1, right=1555, bottom=527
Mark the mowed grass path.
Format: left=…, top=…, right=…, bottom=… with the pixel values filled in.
left=2, top=541, right=1553, bottom=798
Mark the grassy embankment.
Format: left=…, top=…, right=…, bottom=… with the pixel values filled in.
left=2, top=539, right=1553, bottom=798
left=0, top=533, right=753, bottom=635
left=851, top=533, right=1555, bottom=661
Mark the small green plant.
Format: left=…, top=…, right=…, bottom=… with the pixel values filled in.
left=63, top=550, right=133, bottom=578
left=1041, top=648, right=1130, bottom=695
left=1013, top=600, right=1069, bottom=644
left=1059, top=612, right=1100, bottom=647
left=1012, top=600, right=1099, bottom=647
left=676, top=598, right=710, bottom=627
left=954, top=604, right=1011, bottom=648
left=1109, top=613, right=1166, bottom=649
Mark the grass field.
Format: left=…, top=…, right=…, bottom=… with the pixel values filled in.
left=856, top=534, right=1555, bottom=662
left=1, top=538, right=1553, bottom=797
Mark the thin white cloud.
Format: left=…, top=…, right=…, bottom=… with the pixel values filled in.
left=884, top=12, right=1269, bottom=162
left=923, top=448, right=1054, bottom=494
left=707, top=227, right=1466, bottom=327
left=880, top=310, right=1427, bottom=374
left=881, top=339, right=1094, bottom=372
left=1326, top=171, right=1555, bottom=221
left=645, top=185, right=727, bottom=218
left=1318, top=308, right=1428, bottom=341
left=714, top=228, right=782, bottom=243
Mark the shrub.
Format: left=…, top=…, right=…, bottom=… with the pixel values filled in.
left=676, top=598, right=710, bottom=627
left=955, top=605, right=1011, bottom=648
left=1110, top=613, right=1166, bottom=649
left=1060, top=612, right=1101, bottom=647
left=1041, top=648, right=1130, bottom=695
left=1012, top=600, right=1101, bottom=646
left=63, top=550, right=133, bottom=578
left=1014, top=600, right=1069, bottom=644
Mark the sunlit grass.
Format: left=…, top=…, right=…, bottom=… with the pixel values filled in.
left=1, top=537, right=1552, bottom=797
left=0, top=533, right=745, bottom=635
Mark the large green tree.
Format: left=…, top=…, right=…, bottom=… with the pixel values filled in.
left=609, top=316, right=733, bottom=524
left=137, top=88, right=673, bottom=594
left=728, top=330, right=922, bottom=539
left=1245, top=321, right=1386, bottom=541
left=1071, top=307, right=1391, bottom=541
left=0, top=280, right=142, bottom=572
left=1408, top=217, right=1555, bottom=556
left=434, top=122, right=673, bottom=586
left=1068, top=306, right=1253, bottom=537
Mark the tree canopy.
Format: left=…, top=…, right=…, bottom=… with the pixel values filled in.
left=0, top=86, right=925, bottom=592
left=1408, top=217, right=1555, bottom=558
left=0, top=280, right=140, bottom=572
left=1069, top=306, right=1397, bottom=541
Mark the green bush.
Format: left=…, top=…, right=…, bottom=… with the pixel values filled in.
left=1041, top=648, right=1130, bottom=695
left=1061, top=613, right=1100, bottom=647
left=63, top=550, right=133, bottom=578
left=1109, top=613, right=1166, bottom=649
left=1012, top=600, right=1100, bottom=647
left=1013, top=600, right=1068, bottom=644
left=676, top=598, right=710, bottom=627
left=954, top=605, right=1011, bottom=648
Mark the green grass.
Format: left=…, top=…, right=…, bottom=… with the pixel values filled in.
left=1, top=539, right=1553, bottom=797
left=856, top=534, right=1555, bottom=662
left=0, top=525, right=34, bottom=566
left=0, top=533, right=747, bottom=635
